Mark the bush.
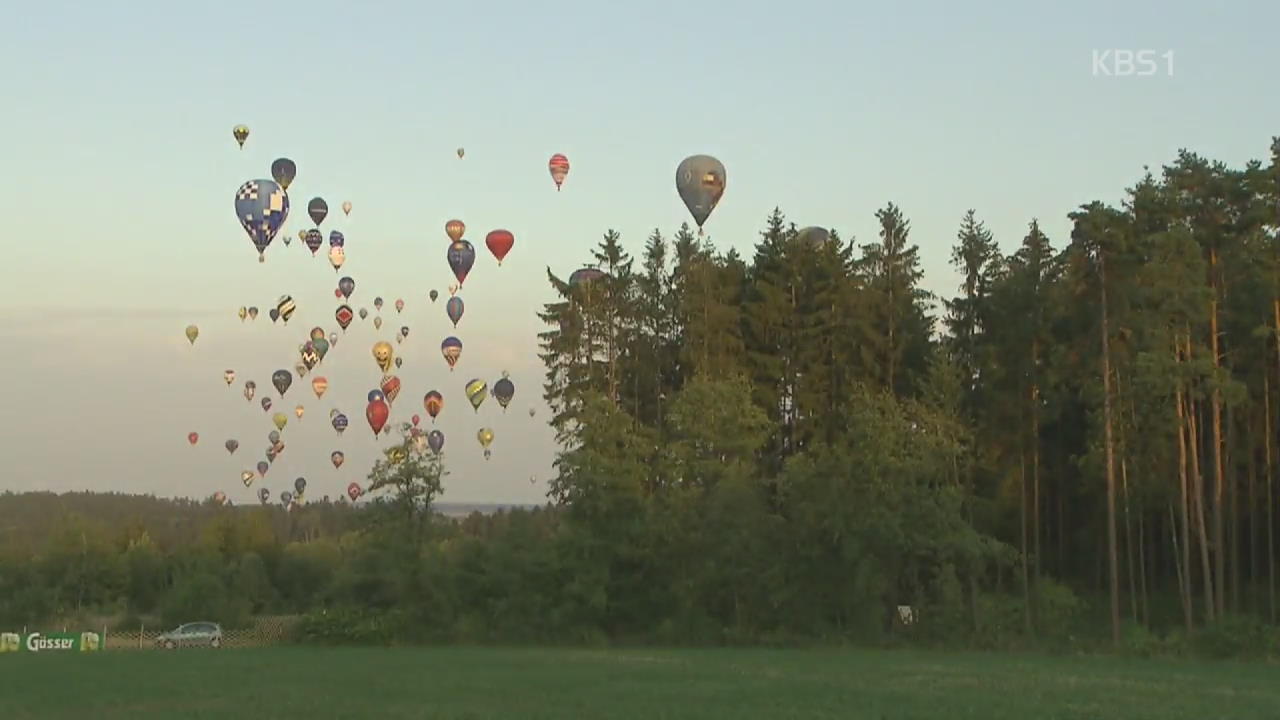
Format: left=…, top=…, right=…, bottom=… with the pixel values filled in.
left=1193, top=614, right=1269, bottom=659
left=294, top=607, right=399, bottom=645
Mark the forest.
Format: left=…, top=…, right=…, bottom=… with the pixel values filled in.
left=3, top=139, right=1280, bottom=658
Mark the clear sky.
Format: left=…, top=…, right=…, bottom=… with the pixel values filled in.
left=0, top=0, right=1276, bottom=505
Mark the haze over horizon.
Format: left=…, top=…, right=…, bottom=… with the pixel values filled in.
left=1, top=0, right=1276, bottom=504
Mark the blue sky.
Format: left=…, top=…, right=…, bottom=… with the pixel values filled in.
left=0, top=0, right=1276, bottom=503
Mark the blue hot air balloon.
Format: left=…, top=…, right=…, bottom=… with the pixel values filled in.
left=234, top=179, right=290, bottom=262
left=447, top=241, right=476, bottom=287
left=329, top=230, right=345, bottom=248
left=446, top=296, right=464, bottom=328
left=368, top=389, right=386, bottom=404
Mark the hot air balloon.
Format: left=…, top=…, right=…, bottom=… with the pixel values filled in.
left=294, top=404, right=305, bottom=420
left=337, top=274, right=358, bottom=297
left=225, top=439, right=239, bottom=454
left=271, top=369, right=293, bottom=396
left=311, top=377, right=329, bottom=399
left=465, top=379, right=487, bottom=412
left=294, top=477, right=307, bottom=495
left=456, top=147, right=465, bottom=159
left=261, top=397, right=272, bottom=412
left=314, top=337, right=330, bottom=362
left=257, top=487, right=270, bottom=504
left=548, top=153, right=570, bottom=191
left=399, top=326, right=409, bottom=340
left=358, top=307, right=368, bottom=320
left=187, top=432, right=199, bottom=445
left=366, top=399, right=389, bottom=436
left=329, top=246, right=345, bottom=270
left=332, top=412, right=349, bottom=435
left=277, top=295, right=296, bottom=324
left=424, top=391, right=444, bottom=421
left=185, top=325, right=199, bottom=345
left=272, top=413, right=288, bottom=431
left=477, top=428, right=495, bottom=459
left=335, top=305, right=354, bottom=331
left=485, top=229, right=514, bottom=266
left=270, top=158, right=297, bottom=191
left=342, top=201, right=352, bottom=216
left=269, top=308, right=280, bottom=323
left=329, top=332, right=339, bottom=348
left=429, top=289, right=439, bottom=302
left=257, top=461, right=270, bottom=477
left=445, top=296, right=464, bottom=327
left=248, top=306, right=259, bottom=321
left=427, top=430, right=444, bottom=454
left=372, top=341, right=394, bottom=374
left=329, top=230, right=344, bottom=248
left=223, top=370, right=236, bottom=387
left=346, top=482, right=362, bottom=501
left=213, top=491, right=228, bottom=505
left=243, top=471, right=257, bottom=486
left=331, top=451, right=345, bottom=469
left=373, top=296, right=384, bottom=311
left=309, top=327, right=325, bottom=343
left=676, top=155, right=726, bottom=235
left=394, top=357, right=403, bottom=369
left=304, top=229, right=323, bottom=255
left=493, top=373, right=515, bottom=411
left=445, top=219, right=465, bottom=243
left=395, top=298, right=404, bottom=314
left=529, top=407, right=536, bottom=418
left=794, top=226, right=832, bottom=248
left=380, top=375, right=402, bottom=405
left=368, top=389, right=385, bottom=404
left=308, top=197, right=328, bottom=226
left=441, top=337, right=462, bottom=370
left=295, top=228, right=306, bottom=245
left=569, top=267, right=607, bottom=288
left=238, top=307, right=248, bottom=321
left=268, top=430, right=281, bottom=445
left=411, top=414, right=421, bottom=427
left=233, top=124, right=249, bottom=148
left=447, top=241, right=476, bottom=287
left=234, top=179, right=290, bottom=262
left=281, top=491, right=293, bottom=505
left=244, top=381, right=257, bottom=402
left=373, top=317, right=383, bottom=331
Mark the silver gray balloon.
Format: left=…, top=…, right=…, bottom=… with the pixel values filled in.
left=675, top=155, right=726, bottom=232
left=794, top=226, right=831, bottom=248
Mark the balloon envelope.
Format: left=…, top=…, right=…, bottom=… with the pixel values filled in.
left=675, top=155, right=727, bottom=231
left=447, top=241, right=476, bottom=286
left=308, top=197, right=328, bottom=226
left=234, top=179, right=290, bottom=261
left=270, top=158, right=297, bottom=190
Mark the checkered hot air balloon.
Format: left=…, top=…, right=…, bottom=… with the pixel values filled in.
left=234, top=179, right=290, bottom=262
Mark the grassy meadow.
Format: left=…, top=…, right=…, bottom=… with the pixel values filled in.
left=4, top=646, right=1279, bottom=719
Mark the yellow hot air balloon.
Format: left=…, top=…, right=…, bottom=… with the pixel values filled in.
left=373, top=316, right=383, bottom=330
left=445, top=219, right=465, bottom=243
left=312, top=376, right=328, bottom=399
left=224, top=370, right=236, bottom=386
left=342, top=201, right=352, bottom=216
left=232, top=124, right=249, bottom=148
left=465, top=379, right=488, bottom=412
left=185, top=325, right=199, bottom=345
left=295, top=404, right=305, bottom=420
left=477, top=428, right=494, bottom=459
left=238, top=306, right=248, bottom=321
left=272, top=413, right=288, bottom=431
left=372, top=341, right=394, bottom=374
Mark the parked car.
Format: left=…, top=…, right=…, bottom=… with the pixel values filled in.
left=155, top=622, right=222, bottom=650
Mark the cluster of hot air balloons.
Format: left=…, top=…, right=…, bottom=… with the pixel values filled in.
left=204, top=127, right=727, bottom=505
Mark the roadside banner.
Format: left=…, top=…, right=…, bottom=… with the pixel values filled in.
left=0, top=632, right=102, bottom=653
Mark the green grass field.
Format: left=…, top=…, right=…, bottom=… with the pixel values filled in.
left=4, top=646, right=1278, bottom=719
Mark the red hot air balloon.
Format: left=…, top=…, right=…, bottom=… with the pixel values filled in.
left=411, top=414, right=421, bottom=427
left=485, top=229, right=514, bottom=266
left=347, top=482, right=362, bottom=502
left=548, top=154, right=569, bottom=191
left=366, top=399, right=389, bottom=437
left=187, top=432, right=199, bottom=445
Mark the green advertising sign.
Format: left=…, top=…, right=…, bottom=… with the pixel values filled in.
left=0, top=631, right=102, bottom=653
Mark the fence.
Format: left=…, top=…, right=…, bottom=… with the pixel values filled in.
left=105, top=615, right=299, bottom=650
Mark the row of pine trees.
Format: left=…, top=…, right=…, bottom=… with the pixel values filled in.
left=535, top=140, right=1280, bottom=643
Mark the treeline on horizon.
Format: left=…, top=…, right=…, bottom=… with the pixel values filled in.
left=4, top=139, right=1280, bottom=659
